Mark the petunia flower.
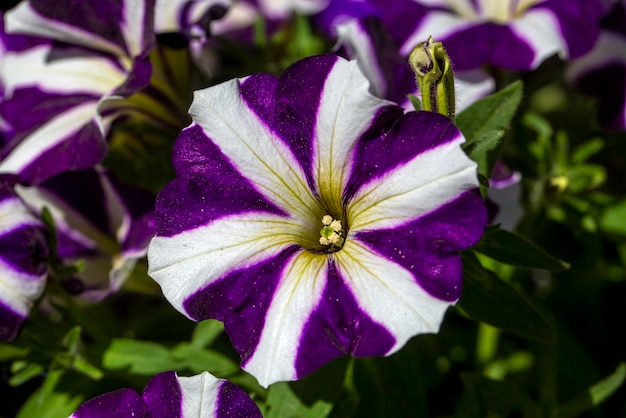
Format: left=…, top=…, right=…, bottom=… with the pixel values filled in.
left=70, top=370, right=262, bottom=418
left=0, top=174, right=48, bottom=341
left=319, top=0, right=604, bottom=72
left=148, top=54, right=487, bottom=387
left=16, top=168, right=155, bottom=302
left=0, top=0, right=155, bottom=184
left=400, top=0, right=605, bottom=71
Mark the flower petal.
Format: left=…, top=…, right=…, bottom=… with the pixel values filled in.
left=239, top=251, right=328, bottom=386
left=0, top=179, right=48, bottom=341
left=355, top=190, right=486, bottom=301
left=188, top=73, right=320, bottom=222
left=346, top=112, right=478, bottom=232
left=149, top=213, right=300, bottom=317
left=5, top=0, right=155, bottom=58
left=335, top=240, right=452, bottom=353
left=70, top=389, right=146, bottom=418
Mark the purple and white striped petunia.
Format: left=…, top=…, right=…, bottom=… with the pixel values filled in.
left=148, top=54, right=487, bottom=387
left=323, top=0, right=604, bottom=71
left=401, top=0, right=605, bottom=70
left=16, top=168, right=155, bottom=301
left=0, top=0, right=155, bottom=184
left=70, top=370, right=262, bottom=418
left=0, top=175, right=48, bottom=342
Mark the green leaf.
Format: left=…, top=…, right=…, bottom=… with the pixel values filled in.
left=476, top=228, right=568, bottom=271
left=103, top=339, right=184, bottom=375
left=458, top=252, right=556, bottom=343
left=462, top=129, right=506, bottom=177
left=557, top=363, right=626, bottom=418
left=600, top=200, right=626, bottom=235
left=16, top=369, right=84, bottom=418
left=571, top=137, right=603, bottom=164
left=456, top=80, right=523, bottom=144
left=264, top=382, right=333, bottom=418
left=190, top=319, right=224, bottom=349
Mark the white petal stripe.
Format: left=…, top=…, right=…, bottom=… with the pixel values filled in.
left=348, top=134, right=478, bottom=232
left=178, top=372, right=220, bottom=417
left=121, top=0, right=147, bottom=58
left=400, top=12, right=473, bottom=56
left=509, top=9, right=568, bottom=68
left=190, top=80, right=320, bottom=223
left=148, top=213, right=300, bottom=315
left=335, top=240, right=452, bottom=354
left=4, top=2, right=126, bottom=57
left=243, top=251, right=327, bottom=387
left=0, top=102, right=100, bottom=175
left=0, top=197, right=41, bottom=235
left=314, top=59, right=393, bottom=205
left=0, top=47, right=127, bottom=97
left=0, top=259, right=46, bottom=316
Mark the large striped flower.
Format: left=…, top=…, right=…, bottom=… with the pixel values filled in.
left=148, top=54, right=486, bottom=387
left=70, top=371, right=262, bottom=418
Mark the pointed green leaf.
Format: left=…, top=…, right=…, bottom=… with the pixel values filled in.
left=462, top=129, right=506, bottom=177
left=477, top=228, right=568, bottom=271
left=264, top=382, right=333, bottom=418
left=456, top=81, right=523, bottom=144
left=103, top=339, right=184, bottom=375
left=459, top=252, right=555, bottom=342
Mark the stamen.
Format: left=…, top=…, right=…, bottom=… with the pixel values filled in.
left=319, top=215, right=344, bottom=247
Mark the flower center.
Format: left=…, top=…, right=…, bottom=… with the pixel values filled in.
left=318, top=214, right=344, bottom=250
left=446, top=0, right=542, bottom=23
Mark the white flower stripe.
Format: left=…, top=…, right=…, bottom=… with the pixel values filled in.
left=335, top=240, right=452, bottom=354
left=178, top=372, right=220, bottom=417
left=509, top=9, right=568, bottom=68
left=4, top=2, right=127, bottom=57
left=313, top=58, right=394, bottom=208
left=148, top=213, right=303, bottom=315
left=243, top=250, right=328, bottom=387
left=0, top=102, right=100, bottom=176
left=190, top=79, right=320, bottom=223
left=348, top=134, right=478, bottom=232
left=0, top=47, right=127, bottom=98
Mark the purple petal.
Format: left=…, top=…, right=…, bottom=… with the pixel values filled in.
left=183, top=247, right=299, bottom=363
left=295, top=260, right=396, bottom=378
left=356, top=190, right=486, bottom=302
left=345, top=111, right=461, bottom=201
left=70, top=388, right=146, bottom=418
left=0, top=176, right=49, bottom=341
left=156, top=123, right=286, bottom=238
left=215, top=380, right=263, bottom=418
left=142, top=370, right=183, bottom=417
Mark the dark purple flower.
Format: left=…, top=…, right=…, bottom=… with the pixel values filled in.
left=16, top=168, right=155, bottom=301
left=70, top=370, right=262, bottom=418
left=0, top=174, right=48, bottom=341
left=147, top=54, right=486, bottom=386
